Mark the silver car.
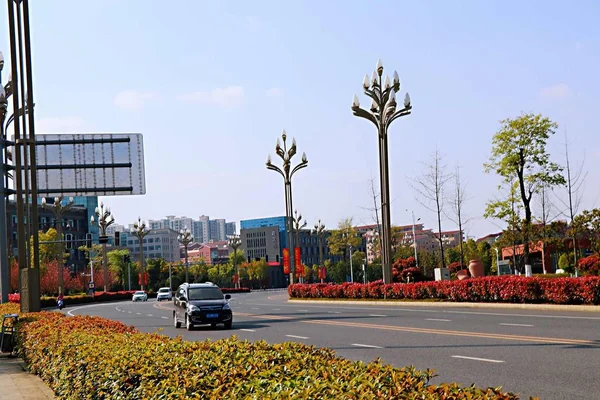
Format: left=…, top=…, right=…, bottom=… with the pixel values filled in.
left=156, top=287, right=172, bottom=302
left=132, top=291, right=148, bottom=302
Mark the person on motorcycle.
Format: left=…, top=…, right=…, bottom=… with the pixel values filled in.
left=57, top=293, right=65, bottom=309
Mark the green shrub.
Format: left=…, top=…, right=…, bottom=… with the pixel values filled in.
left=14, top=312, right=528, bottom=399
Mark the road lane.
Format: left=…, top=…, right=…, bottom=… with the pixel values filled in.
left=63, top=291, right=600, bottom=399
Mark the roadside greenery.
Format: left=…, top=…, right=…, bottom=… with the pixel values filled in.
left=12, top=310, right=526, bottom=399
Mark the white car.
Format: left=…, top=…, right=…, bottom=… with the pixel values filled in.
left=132, top=291, right=148, bottom=302
left=156, top=287, right=172, bottom=302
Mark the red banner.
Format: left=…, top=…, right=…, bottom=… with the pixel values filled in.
left=318, top=266, right=326, bottom=280
left=295, top=263, right=304, bottom=277
left=283, top=248, right=290, bottom=274
left=138, top=272, right=148, bottom=286
left=233, top=274, right=239, bottom=285
left=295, top=247, right=301, bottom=265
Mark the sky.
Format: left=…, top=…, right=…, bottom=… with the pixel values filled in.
left=1, top=0, right=599, bottom=238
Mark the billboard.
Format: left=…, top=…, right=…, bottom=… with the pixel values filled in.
left=26, top=133, right=146, bottom=197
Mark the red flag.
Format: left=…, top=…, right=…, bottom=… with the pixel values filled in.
left=283, top=248, right=290, bottom=274
left=294, top=247, right=301, bottom=265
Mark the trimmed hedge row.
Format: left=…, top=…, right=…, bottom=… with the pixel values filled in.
left=288, top=276, right=600, bottom=305
left=13, top=311, right=525, bottom=399
left=8, top=287, right=251, bottom=307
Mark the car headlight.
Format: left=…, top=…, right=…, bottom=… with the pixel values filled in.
left=188, top=305, right=200, bottom=312
left=222, top=303, right=231, bottom=310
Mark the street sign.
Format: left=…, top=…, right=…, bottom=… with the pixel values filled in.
left=498, top=260, right=511, bottom=275
left=88, top=282, right=95, bottom=289
left=23, top=133, right=146, bottom=197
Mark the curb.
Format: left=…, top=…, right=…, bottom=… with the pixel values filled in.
left=287, top=299, right=600, bottom=312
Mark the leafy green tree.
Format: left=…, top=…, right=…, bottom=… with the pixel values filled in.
left=229, top=249, right=245, bottom=266
left=34, top=228, right=67, bottom=265
left=107, top=249, right=130, bottom=290
left=327, top=218, right=362, bottom=261
left=485, top=113, right=565, bottom=269
left=246, top=259, right=269, bottom=282
left=146, top=258, right=168, bottom=291
left=572, top=209, right=600, bottom=256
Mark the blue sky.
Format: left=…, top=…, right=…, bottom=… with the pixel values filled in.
left=1, top=0, right=599, bottom=237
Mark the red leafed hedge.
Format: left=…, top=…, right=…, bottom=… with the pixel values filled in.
left=288, top=276, right=600, bottom=305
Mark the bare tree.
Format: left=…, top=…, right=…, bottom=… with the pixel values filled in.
left=360, top=176, right=382, bottom=259
left=446, top=165, right=470, bottom=268
left=412, top=149, right=452, bottom=268
left=555, top=129, right=587, bottom=266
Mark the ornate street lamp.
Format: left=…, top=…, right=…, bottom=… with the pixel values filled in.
left=132, top=217, right=150, bottom=290
left=266, top=130, right=308, bottom=284
left=41, top=196, right=75, bottom=295
left=91, top=202, right=114, bottom=292
left=312, top=219, right=326, bottom=266
left=352, top=59, right=412, bottom=284
left=178, top=228, right=193, bottom=283
left=227, top=234, right=242, bottom=289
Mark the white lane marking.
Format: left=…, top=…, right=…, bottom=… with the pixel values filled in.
left=136, top=312, right=141, bottom=315
left=251, top=307, right=260, bottom=310
left=240, top=329, right=256, bottom=332
left=369, top=314, right=387, bottom=317
left=452, top=355, right=505, bottom=363
left=426, top=318, right=452, bottom=322
left=286, top=334, right=309, bottom=340
left=273, top=308, right=281, bottom=311
left=446, top=310, right=600, bottom=321
left=161, top=316, right=168, bottom=320
left=128, top=311, right=132, bottom=314
left=67, top=302, right=122, bottom=316
left=147, top=314, right=153, bottom=317
left=499, top=323, right=534, bottom=327
left=352, top=343, right=384, bottom=349
left=297, top=309, right=309, bottom=312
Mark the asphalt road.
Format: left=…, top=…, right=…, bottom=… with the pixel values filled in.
left=65, top=290, right=600, bottom=399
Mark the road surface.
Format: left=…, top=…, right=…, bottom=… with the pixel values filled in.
left=65, top=290, right=600, bottom=399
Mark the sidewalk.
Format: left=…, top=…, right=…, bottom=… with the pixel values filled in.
left=0, top=354, right=55, bottom=399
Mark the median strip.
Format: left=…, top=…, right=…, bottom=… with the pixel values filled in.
left=499, top=323, right=534, bottom=327
left=426, top=318, right=452, bottom=322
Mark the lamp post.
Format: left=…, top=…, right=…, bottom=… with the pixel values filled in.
left=91, top=202, right=114, bottom=292
left=352, top=60, right=412, bottom=284
left=266, top=130, right=308, bottom=284
left=178, top=228, right=193, bottom=283
left=344, top=229, right=354, bottom=283
left=292, top=210, right=307, bottom=283
left=132, top=218, right=149, bottom=290
left=0, top=52, right=10, bottom=303
left=227, top=234, right=242, bottom=289
left=41, top=196, right=75, bottom=295
left=312, top=219, right=325, bottom=266
left=407, top=210, right=421, bottom=268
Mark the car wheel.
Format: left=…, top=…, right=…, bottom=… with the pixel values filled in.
left=224, top=320, right=232, bottom=330
left=173, top=313, right=181, bottom=329
left=186, top=315, right=193, bottom=331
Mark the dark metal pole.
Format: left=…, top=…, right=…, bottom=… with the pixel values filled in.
left=286, top=181, right=295, bottom=284
left=184, top=244, right=189, bottom=283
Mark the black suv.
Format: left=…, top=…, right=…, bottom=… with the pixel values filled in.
left=173, top=282, right=233, bottom=330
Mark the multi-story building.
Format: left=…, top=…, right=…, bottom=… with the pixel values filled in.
left=8, top=200, right=90, bottom=273
left=225, top=222, right=236, bottom=236
left=184, top=241, right=230, bottom=265
left=106, top=224, right=125, bottom=235
left=123, top=228, right=180, bottom=263
left=149, top=216, right=193, bottom=233
left=209, top=219, right=226, bottom=241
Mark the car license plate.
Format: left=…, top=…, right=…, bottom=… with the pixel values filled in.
left=206, top=313, right=219, bottom=319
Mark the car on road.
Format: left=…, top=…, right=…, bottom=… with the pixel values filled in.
left=156, top=287, right=172, bottom=302
left=132, top=291, right=148, bottom=302
left=173, top=282, right=232, bottom=331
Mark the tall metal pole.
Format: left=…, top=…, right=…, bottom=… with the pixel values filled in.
left=266, top=131, right=308, bottom=286
left=133, top=218, right=149, bottom=291
left=0, top=53, right=10, bottom=303
left=412, top=210, right=419, bottom=267
left=349, top=243, right=354, bottom=283
left=8, top=0, right=41, bottom=312
left=178, top=228, right=193, bottom=283
left=352, top=59, right=412, bottom=284
left=91, top=202, right=114, bottom=292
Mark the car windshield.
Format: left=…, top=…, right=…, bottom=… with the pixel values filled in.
left=188, top=287, right=224, bottom=301
left=158, top=288, right=169, bottom=293
left=134, top=291, right=145, bottom=295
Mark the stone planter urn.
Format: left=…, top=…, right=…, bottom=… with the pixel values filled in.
left=468, top=259, right=485, bottom=278
left=456, top=270, right=469, bottom=280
